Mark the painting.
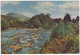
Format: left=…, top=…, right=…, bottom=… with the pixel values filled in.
left=1, top=1, right=79, bottom=54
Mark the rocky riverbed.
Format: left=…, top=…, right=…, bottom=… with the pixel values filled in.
left=1, top=28, right=52, bottom=54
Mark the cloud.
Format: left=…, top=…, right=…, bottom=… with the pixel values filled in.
left=51, top=15, right=64, bottom=19
left=33, top=1, right=79, bottom=15
left=1, top=1, right=20, bottom=6
left=58, top=2, right=79, bottom=10
left=33, top=2, right=56, bottom=13
left=60, top=9, right=79, bottom=15
left=57, top=2, right=79, bottom=15
left=1, top=1, right=79, bottom=19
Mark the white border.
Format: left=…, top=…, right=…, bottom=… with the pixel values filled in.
left=0, top=0, right=79, bottom=1
left=0, top=0, right=80, bottom=55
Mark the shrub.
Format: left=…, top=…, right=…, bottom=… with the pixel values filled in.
left=40, top=35, right=79, bottom=54
left=50, top=21, right=75, bottom=39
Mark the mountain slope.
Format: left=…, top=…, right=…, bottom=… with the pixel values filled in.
left=1, top=15, right=18, bottom=21
left=6, top=12, right=30, bottom=21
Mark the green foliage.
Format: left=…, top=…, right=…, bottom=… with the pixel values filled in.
left=1, top=13, right=79, bottom=30
left=1, top=18, right=10, bottom=30
left=71, top=23, right=79, bottom=34
left=26, top=13, right=54, bottom=29
left=51, top=21, right=75, bottom=39
left=40, top=21, right=79, bottom=54
left=9, top=20, right=15, bottom=27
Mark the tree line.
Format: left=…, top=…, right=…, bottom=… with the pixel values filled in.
left=1, top=13, right=79, bottom=30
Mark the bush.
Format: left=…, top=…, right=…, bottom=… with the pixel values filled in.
left=50, top=21, right=75, bottom=39
left=71, top=23, right=79, bottom=34
left=40, top=20, right=79, bottom=54
left=40, top=35, right=79, bottom=54
left=1, top=18, right=10, bottom=30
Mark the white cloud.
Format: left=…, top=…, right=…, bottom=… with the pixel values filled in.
left=51, top=15, right=64, bottom=19
left=33, top=2, right=56, bottom=13
left=33, top=1, right=79, bottom=15
left=1, top=1, right=79, bottom=19
left=58, top=2, right=79, bottom=9
left=1, top=1, right=20, bottom=6
left=62, top=9, right=78, bottom=14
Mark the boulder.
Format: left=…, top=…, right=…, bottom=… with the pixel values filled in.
left=27, top=43, right=32, bottom=47
left=20, top=35, right=24, bottom=37
left=2, top=50, right=12, bottom=54
left=40, top=37, right=44, bottom=40
left=10, top=45, right=22, bottom=52
left=1, top=42, right=8, bottom=46
left=41, top=44, right=45, bottom=47
left=30, top=50, right=36, bottom=54
left=22, top=45, right=27, bottom=47
left=22, top=43, right=32, bottom=47
left=11, top=37, right=20, bottom=40
left=2, top=50, right=8, bottom=54
left=20, top=35, right=26, bottom=37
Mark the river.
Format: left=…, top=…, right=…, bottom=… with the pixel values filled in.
left=1, top=29, right=52, bottom=54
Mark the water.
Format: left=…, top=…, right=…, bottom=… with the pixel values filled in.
left=1, top=29, right=51, bottom=54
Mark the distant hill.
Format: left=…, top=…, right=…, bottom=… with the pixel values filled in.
left=6, top=12, right=30, bottom=21
left=26, top=13, right=54, bottom=29
left=1, top=15, right=18, bottom=21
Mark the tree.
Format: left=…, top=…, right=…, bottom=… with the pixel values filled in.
left=9, top=20, right=15, bottom=27
left=1, top=18, right=10, bottom=30
left=46, top=13, right=50, bottom=18
left=54, top=18, right=62, bottom=23
left=50, top=21, right=75, bottom=39
left=63, top=13, right=71, bottom=22
left=76, top=16, right=79, bottom=21
left=72, top=18, right=76, bottom=23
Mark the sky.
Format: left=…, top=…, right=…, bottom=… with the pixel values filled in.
left=1, top=1, right=79, bottom=19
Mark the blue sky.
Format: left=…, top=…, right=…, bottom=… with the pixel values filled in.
left=1, top=1, right=79, bottom=19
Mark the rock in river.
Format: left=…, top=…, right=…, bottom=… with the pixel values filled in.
left=11, top=37, right=20, bottom=40
left=20, top=35, right=26, bottom=37
left=30, top=50, right=36, bottom=54
left=41, top=44, right=45, bottom=47
left=40, top=37, right=44, bottom=40
left=2, top=50, right=12, bottom=54
left=23, top=43, right=32, bottom=47
left=1, top=42, right=8, bottom=46
left=10, top=45, right=22, bottom=52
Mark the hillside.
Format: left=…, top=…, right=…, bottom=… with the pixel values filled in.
left=6, top=12, right=30, bottom=21
left=26, top=14, right=54, bottom=28
left=1, top=15, right=18, bottom=21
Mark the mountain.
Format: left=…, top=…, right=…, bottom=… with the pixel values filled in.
left=1, top=15, right=18, bottom=21
left=6, top=12, right=30, bottom=21
left=26, top=13, right=54, bottom=29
